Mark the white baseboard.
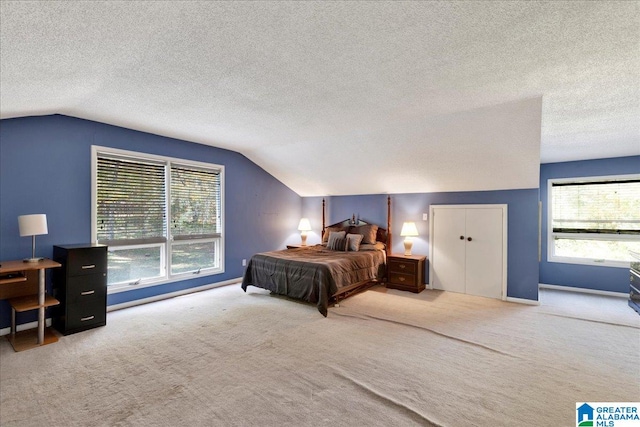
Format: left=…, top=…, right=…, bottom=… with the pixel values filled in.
left=107, top=277, right=242, bottom=312
left=427, top=283, right=539, bottom=305
left=539, top=283, right=628, bottom=298
left=0, top=318, right=52, bottom=337
left=506, top=297, right=540, bottom=306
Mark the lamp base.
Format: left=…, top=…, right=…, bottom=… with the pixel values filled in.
left=23, top=257, right=44, bottom=263
left=403, top=238, right=413, bottom=256
left=300, top=233, right=308, bottom=246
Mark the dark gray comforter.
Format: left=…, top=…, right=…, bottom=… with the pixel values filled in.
left=241, top=245, right=386, bottom=316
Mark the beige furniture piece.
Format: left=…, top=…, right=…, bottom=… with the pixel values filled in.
left=0, top=258, right=61, bottom=351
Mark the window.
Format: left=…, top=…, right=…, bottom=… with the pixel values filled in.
left=93, top=147, right=224, bottom=290
left=170, top=164, right=221, bottom=275
left=548, top=175, right=640, bottom=267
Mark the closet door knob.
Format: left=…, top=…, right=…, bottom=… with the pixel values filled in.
left=460, top=236, right=464, bottom=240
left=467, top=237, right=473, bottom=242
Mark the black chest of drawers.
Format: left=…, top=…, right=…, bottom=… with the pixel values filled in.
left=52, top=244, right=108, bottom=335
left=630, top=251, right=640, bottom=315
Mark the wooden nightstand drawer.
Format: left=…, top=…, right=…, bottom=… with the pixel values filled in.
left=388, top=272, right=417, bottom=286
left=386, top=254, right=426, bottom=293
left=389, top=259, right=416, bottom=275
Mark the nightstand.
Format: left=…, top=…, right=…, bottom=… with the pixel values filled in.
left=386, top=254, right=426, bottom=293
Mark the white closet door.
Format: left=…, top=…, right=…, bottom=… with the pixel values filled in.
left=464, top=208, right=504, bottom=299
left=430, top=204, right=507, bottom=300
left=432, top=208, right=466, bottom=293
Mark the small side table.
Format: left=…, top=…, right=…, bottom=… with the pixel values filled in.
left=286, top=245, right=302, bottom=249
left=0, top=258, right=62, bottom=351
left=386, top=254, right=426, bottom=293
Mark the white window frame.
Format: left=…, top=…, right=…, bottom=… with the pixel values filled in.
left=92, top=146, right=225, bottom=293
left=107, top=242, right=167, bottom=285
left=169, top=237, right=221, bottom=276
left=547, top=174, right=640, bottom=268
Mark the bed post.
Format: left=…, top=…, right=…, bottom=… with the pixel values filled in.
left=387, top=195, right=392, bottom=255
left=322, top=198, right=326, bottom=240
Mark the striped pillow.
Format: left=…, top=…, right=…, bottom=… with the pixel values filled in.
left=326, top=231, right=347, bottom=251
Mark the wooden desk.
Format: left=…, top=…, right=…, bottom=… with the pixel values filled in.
left=0, top=259, right=62, bottom=351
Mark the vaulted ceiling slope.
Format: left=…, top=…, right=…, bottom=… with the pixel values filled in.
left=1, top=1, right=638, bottom=196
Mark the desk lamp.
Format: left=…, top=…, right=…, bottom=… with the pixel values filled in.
left=18, top=214, right=48, bottom=262
left=298, top=218, right=312, bottom=246
left=400, top=221, right=419, bottom=256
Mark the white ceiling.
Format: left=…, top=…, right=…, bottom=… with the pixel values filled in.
left=1, top=1, right=638, bottom=196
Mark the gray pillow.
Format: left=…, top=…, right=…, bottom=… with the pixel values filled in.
left=322, top=225, right=348, bottom=243
left=345, top=233, right=364, bottom=251
left=326, top=231, right=347, bottom=251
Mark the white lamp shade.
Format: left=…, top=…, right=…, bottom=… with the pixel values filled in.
left=400, top=221, right=419, bottom=237
left=18, top=214, right=48, bottom=237
left=298, top=218, right=312, bottom=232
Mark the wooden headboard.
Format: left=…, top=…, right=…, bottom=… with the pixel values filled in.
left=321, top=196, right=392, bottom=254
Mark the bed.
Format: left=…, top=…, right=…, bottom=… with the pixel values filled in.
left=241, top=197, right=392, bottom=316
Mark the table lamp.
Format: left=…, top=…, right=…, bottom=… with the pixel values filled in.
left=18, top=214, right=48, bottom=262
left=298, top=218, right=312, bottom=246
left=400, top=221, right=419, bottom=256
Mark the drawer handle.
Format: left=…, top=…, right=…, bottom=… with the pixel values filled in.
left=81, top=290, right=95, bottom=296
left=399, top=277, right=405, bottom=282
left=80, top=315, right=95, bottom=322
left=81, top=264, right=96, bottom=270
left=399, top=264, right=406, bottom=269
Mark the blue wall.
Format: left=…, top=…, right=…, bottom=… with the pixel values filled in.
left=303, top=189, right=540, bottom=301
left=0, top=115, right=302, bottom=329
left=539, top=156, right=640, bottom=293
left=5, top=116, right=632, bottom=331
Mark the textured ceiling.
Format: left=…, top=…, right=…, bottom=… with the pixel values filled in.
left=1, top=1, right=638, bottom=196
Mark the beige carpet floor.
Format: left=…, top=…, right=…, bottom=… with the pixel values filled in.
left=1, top=285, right=638, bottom=426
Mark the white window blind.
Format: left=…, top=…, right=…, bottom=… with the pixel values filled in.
left=170, top=164, right=221, bottom=241
left=96, top=156, right=167, bottom=246
left=551, top=179, right=640, bottom=235
left=94, top=146, right=225, bottom=288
